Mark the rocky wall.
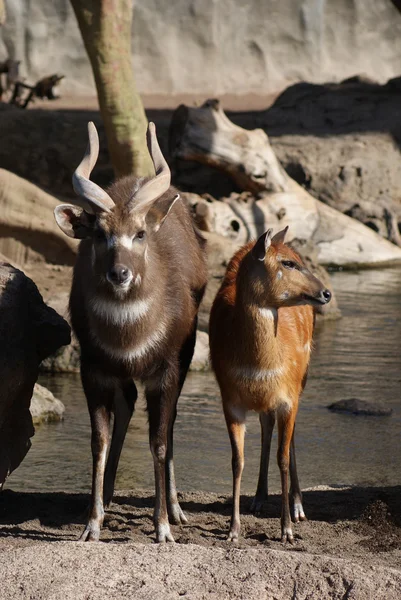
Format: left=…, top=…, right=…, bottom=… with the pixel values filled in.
left=1, top=0, right=401, bottom=98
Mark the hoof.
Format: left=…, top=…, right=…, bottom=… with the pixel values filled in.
left=79, top=524, right=100, bottom=542
left=156, top=522, right=175, bottom=543
left=227, top=522, right=240, bottom=542
left=293, top=502, right=307, bottom=523
left=168, top=502, right=188, bottom=525
left=250, top=495, right=268, bottom=515
left=281, top=527, right=294, bottom=544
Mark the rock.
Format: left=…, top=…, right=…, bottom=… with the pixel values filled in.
left=328, top=398, right=393, bottom=417
left=0, top=262, right=70, bottom=487
left=190, top=331, right=210, bottom=372
left=174, top=102, right=401, bottom=269
left=2, top=0, right=401, bottom=97
left=30, top=383, right=65, bottom=425
left=39, top=291, right=79, bottom=374
left=0, top=169, right=77, bottom=266
left=256, top=80, right=401, bottom=246
left=40, top=336, right=80, bottom=374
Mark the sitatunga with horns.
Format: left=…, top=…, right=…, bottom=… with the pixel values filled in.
left=54, top=122, right=207, bottom=543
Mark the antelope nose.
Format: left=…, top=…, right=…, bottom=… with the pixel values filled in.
left=107, top=264, right=132, bottom=286
left=321, top=288, right=332, bottom=303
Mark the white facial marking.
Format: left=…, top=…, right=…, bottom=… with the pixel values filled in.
left=303, top=341, right=311, bottom=353
left=90, top=296, right=152, bottom=325
left=119, top=234, right=133, bottom=249
left=231, top=365, right=284, bottom=382
left=276, top=270, right=283, bottom=280
left=134, top=273, right=142, bottom=287
left=258, top=307, right=277, bottom=320
left=106, top=276, right=134, bottom=290
left=93, top=321, right=167, bottom=362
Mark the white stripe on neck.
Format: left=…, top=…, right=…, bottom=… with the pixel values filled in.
left=258, top=307, right=277, bottom=320
left=90, top=296, right=152, bottom=325
left=230, top=365, right=284, bottom=382
left=92, top=321, right=167, bottom=362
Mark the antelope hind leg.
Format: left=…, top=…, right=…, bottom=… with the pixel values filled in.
left=289, top=429, right=306, bottom=522
left=251, top=410, right=275, bottom=514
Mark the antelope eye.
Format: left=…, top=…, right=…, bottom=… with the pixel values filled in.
left=282, top=260, right=297, bottom=270
left=136, top=230, right=146, bottom=240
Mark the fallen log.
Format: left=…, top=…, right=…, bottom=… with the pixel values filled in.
left=169, top=99, right=288, bottom=195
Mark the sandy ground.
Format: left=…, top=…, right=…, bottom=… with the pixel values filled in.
left=0, top=486, right=400, bottom=599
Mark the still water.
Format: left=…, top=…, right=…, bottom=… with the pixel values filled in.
left=7, top=269, right=401, bottom=495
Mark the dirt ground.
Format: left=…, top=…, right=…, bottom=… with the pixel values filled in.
left=0, top=486, right=400, bottom=599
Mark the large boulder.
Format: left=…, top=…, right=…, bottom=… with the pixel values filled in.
left=263, top=79, right=401, bottom=246
left=0, top=262, right=70, bottom=488
left=0, top=168, right=77, bottom=266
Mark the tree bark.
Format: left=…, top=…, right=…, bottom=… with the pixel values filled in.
left=70, top=0, right=153, bottom=178
left=0, top=0, right=5, bottom=26
left=169, top=99, right=289, bottom=195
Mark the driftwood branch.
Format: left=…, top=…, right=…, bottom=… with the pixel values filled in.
left=169, top=98, right=289, bottom=195
left=9, top=74, right=64, bottom=108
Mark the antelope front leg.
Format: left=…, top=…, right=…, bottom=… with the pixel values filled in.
left=146, top=375, right=178, bottom=543
left=289, top=428, right=306, bottom=523
left=80, top=368, right=113, bottom=541
left=165, top=323, right=198, bottom=525
left=277, top=405, right=297, bottom=544
left=251, top=410, right=275, bottom=514
left=224, top=404, right=246, bottom=542
left=103, top=380, right=137, bottom=507
left=166, top=404, right=187, bottom=525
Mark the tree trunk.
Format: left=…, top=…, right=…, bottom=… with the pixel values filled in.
left=70, top=0, right=153, bottom=178
left=169, top=99, right=289, bottom=195
left=0, top=0, right=5, bottom=26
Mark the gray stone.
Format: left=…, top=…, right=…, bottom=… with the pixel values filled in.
left=190, top=330, right=210, bottom=372
left=328, top=398, right=393, bottom=417
left=30, top=383, right=65, bottom=425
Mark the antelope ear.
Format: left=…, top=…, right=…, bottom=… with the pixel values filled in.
left=145, top=193, right=180, bottom=233
left=252, top=228, right=273, bottom=261
left=271, top=226, right=289, bottom=245
left=54, top=204, right=95, bottom=239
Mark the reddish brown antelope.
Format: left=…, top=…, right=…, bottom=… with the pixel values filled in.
left=209, top=227, right=331, bottom=543
left=54, top=122, right=207, bottom=542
